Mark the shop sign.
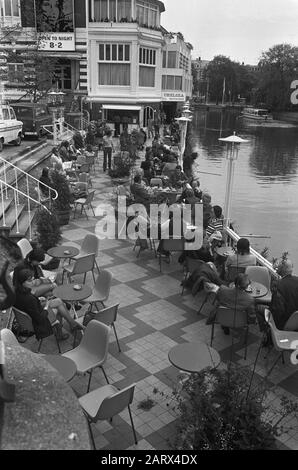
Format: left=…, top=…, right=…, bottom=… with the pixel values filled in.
left=162, top=92, right=186, bottom=102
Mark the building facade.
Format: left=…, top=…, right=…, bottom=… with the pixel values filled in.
left=161, top=31, right=193, bottom=121
left=0, top=0, right=192, bottom=130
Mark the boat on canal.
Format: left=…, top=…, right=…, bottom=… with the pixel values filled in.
left=241, top=107, right=273, bottom=121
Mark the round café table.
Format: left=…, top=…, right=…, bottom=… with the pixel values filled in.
left=47, top=245, right=80, bottom=260
left=168, top=341, right=221, bottom=373
left=53, top=284, right=92, bottom=319
left=247, top=281, right=268, bottom=299
left=228, top=280, right=268, bottom=299
left=42, top=354, right=77, bottom=382
left=215, top=246, right=235, bottom=258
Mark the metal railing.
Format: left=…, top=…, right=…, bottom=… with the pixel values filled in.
left=0, top=177, right=50, bottom=241
left=0, top=155, right=58, bottom=205
left=224, top=226, right=279, bottom=280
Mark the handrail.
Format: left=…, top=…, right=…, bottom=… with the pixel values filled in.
left=0, top=177, right=51, bottom=214
left=0, top=155, right=58, bottom=201
left=224, top=226, right=280, bottom=280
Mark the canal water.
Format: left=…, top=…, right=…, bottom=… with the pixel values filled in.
left=191, top=109, right=298, bottom=267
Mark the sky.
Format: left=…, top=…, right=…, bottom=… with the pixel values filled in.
left=161, top=0, right=298, bottom=64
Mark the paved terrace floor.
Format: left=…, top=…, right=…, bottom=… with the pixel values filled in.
left=12, top=143, right=298, bottom=451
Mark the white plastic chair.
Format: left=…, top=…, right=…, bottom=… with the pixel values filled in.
left=62, top=319, right=111, bottom=392
left=62, top=253, right=97, bottom=284
left=79, top=383, right=137, bottom=449
left=83, top=270, right=113, bottom=309
left=0, top=328, right=19, bottom=346
left=264, top=309, right=298, bottom=376
left=72, top=234, right=100, bottom=273
left=17, top=238, right=33, bottom=259
left=76, top=304, right=121, bottom=353
left=245, top=266, right=272, bottom=305
left=150, top=177, right=163, bottom=188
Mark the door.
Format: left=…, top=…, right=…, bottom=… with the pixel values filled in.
left=143, top=106, right=154, bottom=128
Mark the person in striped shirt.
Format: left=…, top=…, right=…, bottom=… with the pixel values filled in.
left=205, top=205, right=224, bottom=238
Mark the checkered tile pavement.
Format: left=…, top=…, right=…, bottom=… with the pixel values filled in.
left=15, top=145, right=298, bottom=450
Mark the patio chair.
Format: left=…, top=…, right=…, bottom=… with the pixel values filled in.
left=83, top=270, right=113, bottom=309
left=74, top=303, right=121, bottom=352
left=11, top=307, right=61, bottom=353
left=17, top=238, right=33, bottom=259
left=210, top=306, right=250, bottom=360
left=78, top=170, right=92, bottom=188
left=79, top=383, right=137, bottom=449
left=72, top=234, right=100, bottom=274
left=181, top=258, right=205, bottom=295
left=73, top=190, right=96, bottom=219
left=159, top=238, right=184, bottom=272
left=62, top=253, right=97, bottom=284
left=264, top=309, right=298, bottom=376
left=245, top=266, right=272, bottom=305
left=0, top=328, right=19, bottom=346
left=62, top=319, right=111, bottom=392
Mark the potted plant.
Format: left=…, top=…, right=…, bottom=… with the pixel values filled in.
left=33, top=207, right=61, bottom=269
left=50, top=169, right=72, bottom=225
left=159, top=364, right=298, bottom=450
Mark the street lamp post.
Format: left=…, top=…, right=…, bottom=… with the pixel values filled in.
left=175, top=105, right=192, bottom=167
left=47, top=85, right=65, bottom=146
left=219, top=132, right=249, bottom=228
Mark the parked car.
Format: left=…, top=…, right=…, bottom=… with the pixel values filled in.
left=11, top=102, right=52, bottom=139
left=0, top=104, right=23, bottom=151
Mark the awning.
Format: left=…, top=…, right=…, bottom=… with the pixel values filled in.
left=102, top=105, right=141, bottom=111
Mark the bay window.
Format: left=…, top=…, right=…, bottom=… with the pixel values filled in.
left=136, top=1, right=158, bottom=27
left=93, top=0, right=131, bottom=22
left=98, top=43, right=131, bottom=86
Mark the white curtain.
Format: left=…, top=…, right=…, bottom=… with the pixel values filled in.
left=118, top=0, right=131, bottom=21
left=139, top=66, right=155, bottom=87
left=98, top=63, right=130, bottom=85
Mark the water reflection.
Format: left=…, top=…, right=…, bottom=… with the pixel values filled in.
left=191, top=108, right=298, bottom=266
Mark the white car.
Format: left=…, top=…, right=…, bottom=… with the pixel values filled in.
left=0, top=104, right=23, bottom=151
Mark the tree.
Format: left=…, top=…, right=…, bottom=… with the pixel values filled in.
left=256, top=44, right=298, bottom=111
left=204, top=55, right=257, bottom=104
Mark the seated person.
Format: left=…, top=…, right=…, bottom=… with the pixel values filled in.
left=39, top=167, right=52, bottom=198
left=191, top=179, right=202, bottom=200
left=184, top=261, right=224, bottom=295
left=206, top=273, right=256, bottom=333
left=202, top=193, right=213, bottom=229
left=170, top=166, right=188, bottom=189
left=205, top=205, right=224, bottom=238
left=50, top=148, right=64, bottom=172
left=59, top=141, right=72, bottom=162
left=13, top=246, right=57, bottom=297
left=161, top=157, right=177, bottom=178
left=141, top=154, right=155, bottom=182
left=14, top=269, right=83, bottom=341
left=130, top=174, right=152, bottom=207
left=225, top=238, right=256, bottom=275
left=269, top=259, right=298, bottom=331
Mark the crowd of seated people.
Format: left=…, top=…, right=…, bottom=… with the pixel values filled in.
left=12, top=247, right=84, bottom=341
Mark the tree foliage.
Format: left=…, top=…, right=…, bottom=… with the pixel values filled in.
left=204, top=55, right=257, bottom=104
left=256, top=43, right=298, bottom=111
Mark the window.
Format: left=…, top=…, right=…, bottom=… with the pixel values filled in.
left=167, top=52, right=177, bottom=68
left=93, top=0, right=131, bottom=22
left=2, top=107, right=10, bottom=120
left=162, top=75, right=183, bottom=90
left=0, top=0, right=19, bottom=17
left=7, top=63, right=24, bottom=83
left=9, top=107, right=16, bottom=119
left=139, top=47, right=156, bottom=65
left=98, top=43, right=131, bottom=86
left=98, top=64, right=130, bottom=86
left=54, top=64, right=72, bottom=90
left=139, top=66, right=155, bottom=87
left=98, top=43, right=130, bottom=62
left=139, top=47, right=156, bottom=87
left=136, top=1, right=158, bottom=27
left=179, top=53, right=189, bottom=72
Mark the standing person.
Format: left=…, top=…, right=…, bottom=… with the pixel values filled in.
left=102, top=129, right=114, bottom=172
left=154, top=111, right=161, bottom=136
left=147, top=117, right=154, bottom=139
left=270, top=259, right=298, bottom=331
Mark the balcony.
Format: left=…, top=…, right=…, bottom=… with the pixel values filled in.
left=88, top=19, right=163, bottom=39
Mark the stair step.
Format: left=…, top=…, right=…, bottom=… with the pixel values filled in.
left=10, top=209, right=36, bottom=239
left=0, top=198, right=13, bottom=219
left=0, top=203, right=24, bottom=230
